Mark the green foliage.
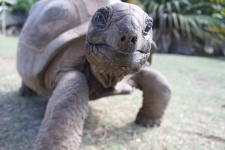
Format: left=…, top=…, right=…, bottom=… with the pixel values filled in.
left=127, top=0, right=225, bottom=55
left=11, top=0, right=38, bottom=15
left=0, top=0, right=13, bottom=7
left=142, top=0, right=224, bottom=41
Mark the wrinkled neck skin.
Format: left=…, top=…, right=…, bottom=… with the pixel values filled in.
left=90, top=64, right=123, bottom=88
left=86, top=43, right=149, bottom=88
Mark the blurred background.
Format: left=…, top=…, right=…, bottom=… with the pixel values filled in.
left=123, top=0, right=225, bottom=57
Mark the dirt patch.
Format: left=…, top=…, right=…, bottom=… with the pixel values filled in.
left=0, top=58, right=16, bottom=71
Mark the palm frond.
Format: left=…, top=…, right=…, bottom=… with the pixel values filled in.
left=172, top=0, right=181, bottom=12
left=166, top=2, right=172, bottom=13
left=139, top=0, right=225, bottom=55
left=172, top=12, right=179, bottom=29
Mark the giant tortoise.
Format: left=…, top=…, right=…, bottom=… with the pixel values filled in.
left=16, top=0, right=171, bottom=149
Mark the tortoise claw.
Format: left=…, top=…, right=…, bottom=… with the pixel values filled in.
left=135, top=114, right=161, bottom=127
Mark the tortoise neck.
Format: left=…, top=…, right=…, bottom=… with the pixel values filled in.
left=90, top=65, right=122, bottom=88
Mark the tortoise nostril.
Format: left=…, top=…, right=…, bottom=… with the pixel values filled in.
left=131, top=36, right=137, bottom=44
left=121, top=35, right=137, bottom=45
left=121, top=36, right=126, bottom=42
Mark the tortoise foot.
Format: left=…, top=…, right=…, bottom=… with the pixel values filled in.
left=135, top=114, right=161, bottom=127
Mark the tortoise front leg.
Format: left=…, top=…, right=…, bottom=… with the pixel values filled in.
left=35, top=71, right=89, bottom=150
left=129, top=67, right=171, bottom=127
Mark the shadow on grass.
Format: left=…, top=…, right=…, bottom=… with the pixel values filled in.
left=0, top=91, right=149, bottom=149
left=0, top=91, right=48, bottom=149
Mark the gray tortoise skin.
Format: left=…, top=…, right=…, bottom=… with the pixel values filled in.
left=16, top=0, right=171, bottom=149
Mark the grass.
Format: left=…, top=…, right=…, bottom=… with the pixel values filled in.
left=0, top=37, right=18, bottom=58
left=0, top=37, right=225, bottom=150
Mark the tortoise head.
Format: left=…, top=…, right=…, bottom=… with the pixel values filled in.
left=85, top=2, right=153, bottom=87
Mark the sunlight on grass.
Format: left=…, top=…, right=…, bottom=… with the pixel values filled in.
left=0, top=37, right=18, bottom=58
left=0, top=37, right=224, bottom=150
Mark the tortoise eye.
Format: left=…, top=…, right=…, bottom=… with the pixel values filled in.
left=144, top=23, right=152, bottom=32
left=143, top=19, right=153, bottom=36
left=95, top=13, right=106, bottom=28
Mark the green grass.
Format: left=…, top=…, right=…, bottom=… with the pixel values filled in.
left=0, top=37, right=18, bottom=58
left=0, top=37, right=225, bottom=150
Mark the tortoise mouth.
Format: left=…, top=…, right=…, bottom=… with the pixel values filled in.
left=85, top=42, right=150, bottom=76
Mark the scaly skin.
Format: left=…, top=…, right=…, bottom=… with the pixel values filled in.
left=129, top=67, right=171, bottom=127
left=35, top=71, right=88, bottom=150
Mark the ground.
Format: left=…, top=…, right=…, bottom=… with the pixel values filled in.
left=0, top=37, right=225, bottom=150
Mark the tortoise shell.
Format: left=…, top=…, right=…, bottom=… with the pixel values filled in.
left=17, top=0, right=118, bottom=94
